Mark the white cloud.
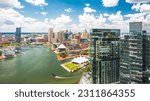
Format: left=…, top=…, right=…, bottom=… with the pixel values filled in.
left=2, top=2, right=150, bottom=33
left=108, top=11, right=123, bottom=23
left=98, top=14, right=107, bottom=23
left=50, top=14, right=72, bottom=25
left=132, top=3, right=150, bottom=12
left=85, top=3, right=90, bottom=7
left=77, top=11, right=129, bottom=33
left=49, top=14, right=72, bottom=31
left=102, top=0, right=119, bottom=7
left=126, top=0, right=150, bottom=3
left=40, top=11, right=48, bottom=15
left=0, top=0, right=24, bottom=9
left=132, top=3, right=141, bottom=11
left=0, top=8, right=73, bottom=32
left=140, top=4, right=150, bottom=12
left=123, top=12, right=150, bottom=31
left=64, top=8, right=73, bottom=13
left=25, top=0, right=48, bottom=6
left=103, top=13, right=109, bottom=17
left=0, top=8, right=49, bottom=32
left=78, top=13, right=107, bottom=31
left=79, top=13, right=97, bottom=24
left=124, top=12, right=146, bottom=22
left=84, top=7, right=96, bottom=13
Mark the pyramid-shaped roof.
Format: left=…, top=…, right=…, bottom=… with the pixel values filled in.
left=58, top=44, right=67, bottom=49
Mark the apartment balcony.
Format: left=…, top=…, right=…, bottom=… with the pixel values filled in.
left=130, top=77, right=142, bottom=83
left=120, top=73, right=130, bottom=79
left=136, top=56, right=142, bottom=60
left=129, top=54, right=137, bottom=58
left=120, top=62, right=129, bottom=66
left=129, top=46, right=138, bottom=49
left=129, top=38, right=138, bottom=41
left=130, top=62, right=142, bottom=66
left=130, top=67, right=142, bottom=71
left=129, top=42, right=137, bottom=45
left=129, top=50, right=137, bottom=54
left=130, top=58, right=142, bottom=63
left=120, top=66, right=129, bottom=72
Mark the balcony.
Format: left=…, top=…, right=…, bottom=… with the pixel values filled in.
left=129, top=50, right=137, bottom=53
left=129, top=46, right=138, bottom=49
left=130, top=62, right=142, bottom=66
left=129, top=39, right=138, bottom=41
left=129, top=54, right=137, bottom=57
left=120, top=62, right=129, bottom=66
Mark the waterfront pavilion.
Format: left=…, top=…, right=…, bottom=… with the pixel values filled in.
left=61, top=56, right=89, bottom=72
left=57, top=44, right=67, bottom=52
left=71, top=56, right=89, bottom=64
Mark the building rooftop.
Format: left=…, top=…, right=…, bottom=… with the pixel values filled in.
left=57, top=44, right=66, bottom=49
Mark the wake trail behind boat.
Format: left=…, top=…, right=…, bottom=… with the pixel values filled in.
left=50, top=74, right=79, bottom=79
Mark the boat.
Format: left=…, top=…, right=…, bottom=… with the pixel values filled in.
left=50, top=73, right=56, bottom=78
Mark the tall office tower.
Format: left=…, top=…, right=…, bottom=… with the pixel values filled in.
left=57, top=31, right=65, bottom=44
left=64, top=30, right=70, bottom=41
left=120, top=35, right=130, bottom=83
left=81, top=29, right=89, bottom=39
left=0, top=33, right=2, bottom=43
left=120, top=22, right=150, bottom=84
left=48, top=28, right=55, bottom=49
left=129, top=22, right=150, bottom=84
left=48, top=28, right=54, bottom=43
left=15, top=27, right=21, bottom=43
left=91, top=29, right=120, bottom=84
left=129, top=22, right=142, bottom=32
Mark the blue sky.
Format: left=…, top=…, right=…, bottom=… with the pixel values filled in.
left=0, top=0, right=150, bottom=32
left=19, top=0, right=133, bottom=21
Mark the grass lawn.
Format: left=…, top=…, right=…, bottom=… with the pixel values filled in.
left=64, top=62, right=80, bottom=71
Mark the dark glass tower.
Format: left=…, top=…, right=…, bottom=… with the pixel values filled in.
left=90, top=29, right=120, bottom=84
left=120, top=22, right=150, bottom=84
left=120, top=35, right=130, bottom=83
left=15, top=27, right=21, bottom=43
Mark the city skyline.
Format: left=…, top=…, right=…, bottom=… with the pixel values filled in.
left=1, top=0, right=150, bottom=32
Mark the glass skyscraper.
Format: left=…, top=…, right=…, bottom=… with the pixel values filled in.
left=120, top=22, right=150, bottom=84
left=15, top=27, right=21, bottom=43
left=90, top=29, right=120, bottom=84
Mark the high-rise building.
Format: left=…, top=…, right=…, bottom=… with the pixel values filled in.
left=57, top=31, right=65, bottom=44
left=64, top=30, right=70, bottom=41
left=48, top=28, right=55, bottom=49
left=90, top=29, right=120, bottom=84
left=0, top=33, right=2, bottom=43
left=120, top=22, right=150, bottom=84
left=74, top=33, right=81, bottom=44
left=48, top=28, right=54, bottom=43
left=129, top=22, right=142, bottom=32
left=120, top=35, right=130, bottom=83
left=15, top=27, right=21, bottom=43
left=81, top=29, right=89, bottom=39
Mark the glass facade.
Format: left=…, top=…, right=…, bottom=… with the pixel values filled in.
left=15, top=27, right=21, bottom=43
left=90, top=29, right=120, bottom=84
left=120, top=22, right=150, bottom=84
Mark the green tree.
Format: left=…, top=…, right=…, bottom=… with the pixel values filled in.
left=59, top=52, right=67, bottom=58
left=106, top=33, right=112, bottom=38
